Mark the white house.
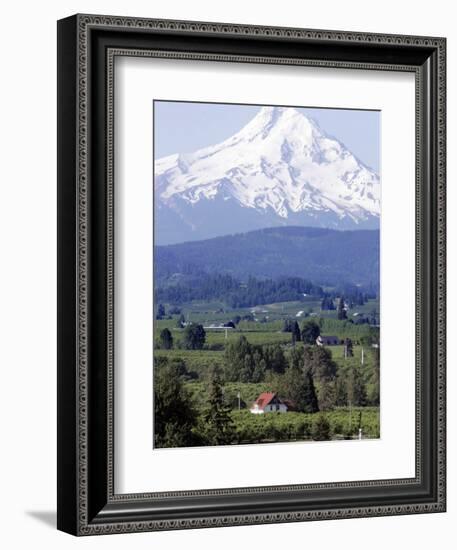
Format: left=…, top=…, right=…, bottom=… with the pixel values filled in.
left=250, top=392, right=288, bottom=414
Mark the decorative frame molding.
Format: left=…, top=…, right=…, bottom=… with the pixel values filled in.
left=57, top=14, right=446, bottom=536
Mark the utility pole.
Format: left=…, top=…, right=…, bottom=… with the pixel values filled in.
left=361, top=346, right=364, bottom=366
left=237, top=391, right=241, bottom=411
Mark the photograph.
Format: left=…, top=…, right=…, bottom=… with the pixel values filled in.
left=153, top=101, right=381, bottom=448
left=55, top=9, right=446, bottom=537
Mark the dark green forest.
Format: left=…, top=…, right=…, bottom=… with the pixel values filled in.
left=155, top=226, right=379, bottom=288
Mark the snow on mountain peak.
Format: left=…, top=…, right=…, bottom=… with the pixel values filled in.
left=154, top=106, right=380, bottom=228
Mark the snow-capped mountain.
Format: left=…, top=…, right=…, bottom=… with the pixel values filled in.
left=154, top=106, right=380, bottom=245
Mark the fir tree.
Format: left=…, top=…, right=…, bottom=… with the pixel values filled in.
left=301, top=320, right=320, bottom=345
left=183, top=323, right=206, bottom=350
left=159, top=328, right=173, bottom=350
left=347, top=366, right=368, bottom=406
left=337, top=297, right=347, bottom=320
left=292, top=321, right=301, bottom=342
left=156, top=303, right=166, bottom=320
left=202, top=367, right=235, bottom=445
left=317, top=379, right=337, bottom=411
left=302, top=367, right=319, bottom=413
left=304, top=345, right=338, bottom=382
left=367, top=346, right=380, bottom=405
left=344, top=337, right=354, bottom=358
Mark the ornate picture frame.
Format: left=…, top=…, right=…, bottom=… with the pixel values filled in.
left=57, top=14, right=446, bottom=535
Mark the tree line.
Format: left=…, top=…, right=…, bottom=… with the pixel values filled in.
left=155, top=274, right=323, bottom=308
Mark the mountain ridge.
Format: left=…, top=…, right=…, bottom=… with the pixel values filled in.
left=154, top=106, right=380, bottom=245
left=154, top=226, right=380, bottom=290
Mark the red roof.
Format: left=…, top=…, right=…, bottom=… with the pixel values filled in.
left=253, top=392, right=277, bottom=410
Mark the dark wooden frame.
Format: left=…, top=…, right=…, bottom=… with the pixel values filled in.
left=57, top=13, right=446, bottom=536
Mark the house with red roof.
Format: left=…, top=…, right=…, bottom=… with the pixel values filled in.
left=249, top=392, right=288, bottom=414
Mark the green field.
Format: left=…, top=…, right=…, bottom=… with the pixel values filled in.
left=230, top=407, right=380, bottom=444
left=154, top=297, right=380, bottom=447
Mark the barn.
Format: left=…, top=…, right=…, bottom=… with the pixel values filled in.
left=316, top=335, right=340, bottom=346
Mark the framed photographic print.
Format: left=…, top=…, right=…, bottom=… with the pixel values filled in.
left=57, top=14, right=446, bottom=535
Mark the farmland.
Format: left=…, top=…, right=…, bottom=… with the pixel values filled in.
left=153, top=295, right=380, bottom=448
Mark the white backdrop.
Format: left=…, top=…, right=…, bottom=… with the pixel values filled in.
left=0, top=1, right=454, bottom=549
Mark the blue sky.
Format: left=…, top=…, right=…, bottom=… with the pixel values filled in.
left=154, top=101, right=380, bottom=173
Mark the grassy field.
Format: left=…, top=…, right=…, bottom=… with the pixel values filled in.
left=155, top=296, right=380, bottom=445
left=157, top=297, right=379, bottom=327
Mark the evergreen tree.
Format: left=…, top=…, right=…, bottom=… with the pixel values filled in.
left=337, top=297, right=347, bottom=320
left=288, top=346, right=304, bottom=370
left=335, top=375, right=348, bottom=406
left=159, top=328, right=173, bottom=350
left=154, top=359, right=198, bottom=448
left=225, top=336, right=257, bottom=382
left=280, top=366, right=319, bottom=414
left=201, top=367, right=235, bottom=445
left=156, top=303, right=166, bottom=320
left=304, top=345, right=338, bottom=382
left=344, top=337, right=354, bottom=358
left=301, top=320, right=321, bottom=344
left=292, top=321, right=301, bottom=342
left=347, top=366, right=368, bottom=406
left=291, top=330, right=297, bottom=346
left=317, top=379, right=337, bottom=411
left=282, top=319, right=292, bottom=333
left=367, top=346, right=380, bottom=405
left=183, top=323, right=206, bottom=350
left=312, top=413, right=332, bottom=441
left=302, top=367, right=319, bottom=413
left=263, top=344, right=287, bottom=374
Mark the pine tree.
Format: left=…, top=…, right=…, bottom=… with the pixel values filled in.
left=280, top=366, right=319, bottom=414
left=335, top=375, right=348, bottom=406
left=337, top=297, right=347, bottom=320
left=301, top=320, right=320, bottom=344
left=159, top=328, right=173, bottom=350
left=183, top=323, right=206, bottom=350
left=202, top=367, right=235, bottom=445
left=156, top=303, right=166, bottom=320
left=304, top=345, right=338, bottom=382
left=347, top=366, right=368, bottom=406
left=292, top=321, right=301, bottom=342
left=317, top=379, right=337, bottom=411
left=302, top=367, right=319, bottom=413
left=344, top=337, right=354, bottom=358
left=263, top=344, right=287, bottom=374
left=367, top=346, right=380, bottom=405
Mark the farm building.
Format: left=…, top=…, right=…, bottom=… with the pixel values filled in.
left=316, top=335, right=340, bottom=346
left=250, top=392, right=288, bottom=414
